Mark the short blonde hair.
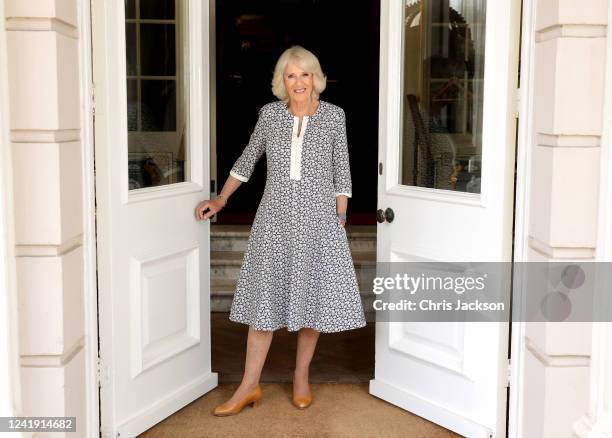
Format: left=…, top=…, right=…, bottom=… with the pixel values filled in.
left=271, top=45, right=327, bottom=102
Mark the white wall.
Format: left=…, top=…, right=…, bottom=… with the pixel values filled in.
left=0, top=0, right=22, bottom=422
left=520, top=0, right=609, bottom=437
left=4, top=0, right=87, bottom=435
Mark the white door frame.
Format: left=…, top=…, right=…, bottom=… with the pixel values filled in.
left=75, top=0, right=537, bottom=436
left=508, top=0, right=537, bottom=436
left=78, top=0, right=100, bottom=436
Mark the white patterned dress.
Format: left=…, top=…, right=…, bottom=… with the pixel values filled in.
left=227, top=99, right=366, bottom=333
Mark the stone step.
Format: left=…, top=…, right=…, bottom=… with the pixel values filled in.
left=210, top=250, right=376, bottom=283
left=211, top=224, right=377, bottom=253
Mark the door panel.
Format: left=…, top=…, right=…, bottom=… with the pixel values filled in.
left=370, top=1, right=519, bottom=437
left=92, top=0, right=217, bottom=436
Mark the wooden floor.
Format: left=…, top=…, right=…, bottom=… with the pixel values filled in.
left=211, top=312, right=375, bottom=383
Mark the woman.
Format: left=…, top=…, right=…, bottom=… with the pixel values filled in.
left=195, top=45, right=366, bottom=416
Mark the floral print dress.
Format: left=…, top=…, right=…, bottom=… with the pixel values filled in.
left=227, top=99, right=366, bottom=333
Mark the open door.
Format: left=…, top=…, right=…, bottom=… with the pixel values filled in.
left=92, top=0, right=217, bottom=436
left=370, top=1, right=519, bottom=437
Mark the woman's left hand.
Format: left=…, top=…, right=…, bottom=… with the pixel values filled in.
left=339, top=219, right=346, bottom=227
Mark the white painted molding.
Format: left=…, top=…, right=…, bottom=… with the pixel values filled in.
left=19, top=337, right=85, bottom=367
left=537, top=133, right=601, bottom=148
left=536, top=24, right=607, bottom=42
left=527, top=236, right=597, bottom=259
left=14, top=233, right=83, bottom=257
left=10, top=129, right=80, bottom=143
left=573, top=1, right=612, bottom=436
left=525, top=337, right=590, bottom=367
left=573, top=323, right=612, bottom=437
left=5, top=17, right=78, bottom=39
left=0, top=0, right=23, bottom=420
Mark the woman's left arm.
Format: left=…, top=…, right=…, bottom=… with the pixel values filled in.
left=333, top=108, right=352, bottom=226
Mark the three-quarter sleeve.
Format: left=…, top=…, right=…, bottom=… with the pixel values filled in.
left=332, top=108, right=352, bottom=197
left=229, top=106, right=267, bottom=182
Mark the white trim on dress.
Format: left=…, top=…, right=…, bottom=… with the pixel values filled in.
left=289, top=116, right=309, bottom=180
left=230, top=169, right=249, bottom=182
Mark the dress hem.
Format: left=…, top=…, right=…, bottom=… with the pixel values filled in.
left=228, top=314, right=367, bottom=334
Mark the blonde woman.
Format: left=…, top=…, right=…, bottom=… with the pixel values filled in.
left=195, top=45, right=366, bottom=416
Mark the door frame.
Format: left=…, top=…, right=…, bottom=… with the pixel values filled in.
left=508, top=0, right=536, bottom=436
left=77, top=0, right=536, bottom=437
left=79, top=0, right=100, bottom=436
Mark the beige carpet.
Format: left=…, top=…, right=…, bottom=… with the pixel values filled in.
left=139, top=383, right=460, bottom=438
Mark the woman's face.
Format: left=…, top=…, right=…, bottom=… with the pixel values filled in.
left=283, top=60, right=314, bottom=104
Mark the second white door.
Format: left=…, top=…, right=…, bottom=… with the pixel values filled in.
left=370, top=1, right=520, bottom=437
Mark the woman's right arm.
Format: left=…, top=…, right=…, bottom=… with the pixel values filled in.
left=195, top=175, right=243, bottom=221
left=195, top=104, right=268, bottom=221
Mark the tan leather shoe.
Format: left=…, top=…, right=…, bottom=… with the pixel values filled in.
left=292, top=387, right=312, bottom=409
left=213, top=385, right=262, bottom=416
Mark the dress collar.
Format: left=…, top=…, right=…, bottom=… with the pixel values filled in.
left=283, top=99, right=324, bottom=120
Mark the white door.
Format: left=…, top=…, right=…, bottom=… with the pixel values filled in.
left=92, top=0, right=217, bottom=436
left=370, top=1, right=520, bottom=437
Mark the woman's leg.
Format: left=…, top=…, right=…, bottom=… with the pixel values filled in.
left=293, top=328, right=320, bottom=397
left=223, top=326, right=273, bottom=403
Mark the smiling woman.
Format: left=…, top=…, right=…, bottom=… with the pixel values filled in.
left=195, top=45, right=366, bottom=417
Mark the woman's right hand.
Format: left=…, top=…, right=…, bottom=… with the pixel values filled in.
left=195, top=198, right=226, bottom=221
